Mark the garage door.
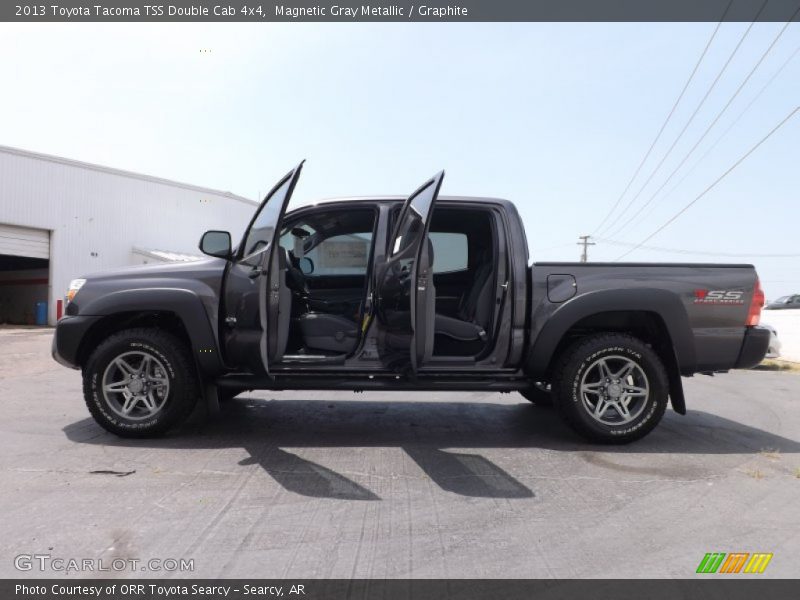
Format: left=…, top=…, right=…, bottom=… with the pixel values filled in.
left=0, top=224, right=50, bottom=259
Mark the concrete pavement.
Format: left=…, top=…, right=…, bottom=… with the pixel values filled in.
left=0, top=329, right=798, bottom=579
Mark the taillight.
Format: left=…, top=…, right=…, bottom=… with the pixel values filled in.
left=746, top=277, right=765, bottom=326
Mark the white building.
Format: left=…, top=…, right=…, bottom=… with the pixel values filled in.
left=0, top=145, right=256, bottom=325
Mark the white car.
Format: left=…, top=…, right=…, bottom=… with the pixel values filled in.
left=760, top=323, right=781, bottom=359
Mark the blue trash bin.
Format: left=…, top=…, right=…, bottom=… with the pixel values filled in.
left=34, top=301, right=48, bottom=326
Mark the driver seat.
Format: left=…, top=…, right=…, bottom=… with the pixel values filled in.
left=297, top=311, right=359, bottom=354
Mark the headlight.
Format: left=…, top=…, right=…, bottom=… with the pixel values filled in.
left=66, top=278, right=86, bottom=303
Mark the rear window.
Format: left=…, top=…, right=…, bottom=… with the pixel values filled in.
left=430, top=232, right=468, bottom=274
left=306, top=233, right=372, bottom=275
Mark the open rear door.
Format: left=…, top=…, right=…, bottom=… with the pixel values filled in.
left=222, top=162, right=304, bottom=375
left=375, top=170, right=444, bottom=372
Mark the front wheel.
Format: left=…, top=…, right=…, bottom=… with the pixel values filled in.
left=82, top=328, right=199, bottom=438
left=552, top=333, right=668, bottom=444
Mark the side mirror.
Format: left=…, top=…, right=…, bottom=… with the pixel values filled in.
left=199, top=230, right=232, bottom=259
left=299, top=257, right=314, bottom=275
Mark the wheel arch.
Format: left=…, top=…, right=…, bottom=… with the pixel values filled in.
left=75, top=289, right=223, bottom=376
left=526, top=289, right=693, bottom=414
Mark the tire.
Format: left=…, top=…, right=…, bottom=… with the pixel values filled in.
left=520, top=381, right=553, bottom=406
left=82, top=328, right=199, bottom=438
left=552, top=333, right=668, bottom=444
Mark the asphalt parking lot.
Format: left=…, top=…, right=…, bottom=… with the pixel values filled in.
left=0, top=328, right=798, bottom=579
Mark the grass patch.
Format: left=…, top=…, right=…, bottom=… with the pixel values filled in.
left=744, top=469, right=765, bottom=480
left=752, top=359, right=800, bottom=372
left=760, top=449, right=781, bottom=460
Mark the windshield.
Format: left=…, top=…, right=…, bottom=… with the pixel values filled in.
left=773, top=296, right=790, bottom=303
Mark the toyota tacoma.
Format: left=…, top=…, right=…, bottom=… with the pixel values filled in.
left=52, top=163, right=770, bottom=443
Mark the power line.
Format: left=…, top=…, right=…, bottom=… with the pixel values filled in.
left=622, top=41, right=800, bottom=234
left=591, top=1, right=733, bottom=235
left=597, top=237, right=800, bottom=258
left=596, top=0, right=770, bottom=238
left=535, top=242, right=577, bottom=252
left=614, top=105, right=800, bottom=261
left=605, top=5, right=800, bottom=240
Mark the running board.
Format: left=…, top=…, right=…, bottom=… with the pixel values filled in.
left=216, top=372, right=528, bottom=392
left=279, top=354, right=346, bottom=365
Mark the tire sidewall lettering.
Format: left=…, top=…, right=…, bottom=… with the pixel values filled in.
left=569, top=344, right=660, bottom=436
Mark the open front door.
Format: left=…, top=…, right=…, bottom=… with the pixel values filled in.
left=222, top=162, right=304, bottom=375
left=375, top=170, right=444, bottom=372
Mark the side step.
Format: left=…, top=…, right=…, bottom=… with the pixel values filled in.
left=216, top=372, right=528, bottom=393
left=279, top=354, right=347, bottom=365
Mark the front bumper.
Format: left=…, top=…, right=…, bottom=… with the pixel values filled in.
left=51, top=315, right=102, bottom=369
left=734, top=325, right=771, bottom=369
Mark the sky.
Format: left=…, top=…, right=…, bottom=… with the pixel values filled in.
left=1, top=22, right=798, bottom=298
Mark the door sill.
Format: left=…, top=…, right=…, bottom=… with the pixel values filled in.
left=278, top=354, right=347, bottom=365
left=423, top=356, right=477, bottom=366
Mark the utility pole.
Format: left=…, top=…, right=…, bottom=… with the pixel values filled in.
left=577, top=235, right=595, bottom=263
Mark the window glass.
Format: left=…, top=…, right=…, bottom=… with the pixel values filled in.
left=307, top=233, right=372, bottom=275
left=429, top=232, right=468, bottom=273
left=279, top=209, right=374, bottom=276
left=391, top=180, right=437, bottom=256
left=242, top=177, right=291, bottom=262
left=392, top=207, right=422, bottom=255
left=279, top=225, right=316, bottom=253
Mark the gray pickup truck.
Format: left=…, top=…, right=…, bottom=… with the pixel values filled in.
left=53, top=163, right=769, bottom=443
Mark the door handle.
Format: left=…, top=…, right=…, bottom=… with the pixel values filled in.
left=248, top=267, right=263, bottom=279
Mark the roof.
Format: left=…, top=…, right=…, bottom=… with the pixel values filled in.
left=0, top=144, right=256, bottom=206
left=132, top=247, right=202, bottom=263
left=300, top=195, right=517, bottom=209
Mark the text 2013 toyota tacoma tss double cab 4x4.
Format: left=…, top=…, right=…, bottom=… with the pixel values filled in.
left=53, top=163, right=770, bottom=443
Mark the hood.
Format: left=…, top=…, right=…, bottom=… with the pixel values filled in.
left=66, top=256, right=228, bottom=319
left=83, top=257, right=227, bottom=281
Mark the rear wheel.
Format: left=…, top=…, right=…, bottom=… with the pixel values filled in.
left=552, top=333, right=668, bottom=444
left=82, top=328, right=199, bottom=438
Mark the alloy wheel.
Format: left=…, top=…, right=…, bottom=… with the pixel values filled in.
left=579, top=355, right=649, bottom=425
left=101, top=351, right=170, bottom=420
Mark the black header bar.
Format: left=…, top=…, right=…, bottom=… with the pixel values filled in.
left=4, top=579, right=800, bottom=600
left=2, top=0, right=800, bottom=22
